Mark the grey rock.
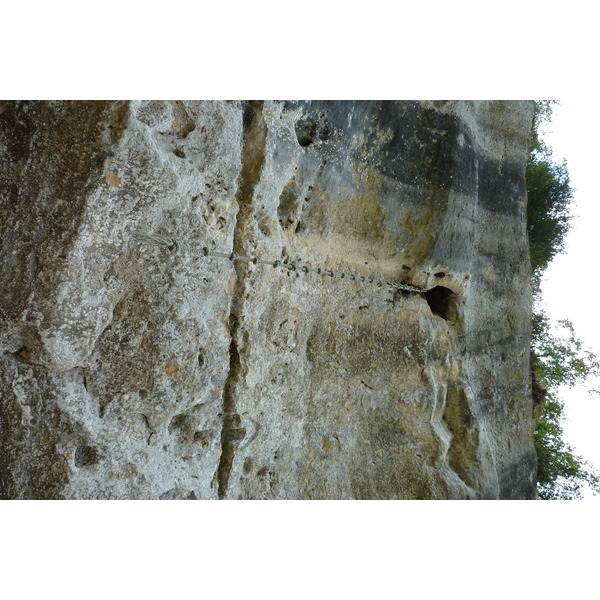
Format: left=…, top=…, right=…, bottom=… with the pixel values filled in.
left=0, top=100, right=536, bottom=499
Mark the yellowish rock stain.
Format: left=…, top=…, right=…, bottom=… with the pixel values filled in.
left=106, top=171, right=121, bottom=187
left=163, top=362, right=179, bottom=378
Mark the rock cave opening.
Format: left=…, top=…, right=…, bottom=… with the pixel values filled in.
left=424, top=285, right=458, bottom=321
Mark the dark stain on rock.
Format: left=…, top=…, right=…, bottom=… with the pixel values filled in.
left=497, top=452, right=538, bottom=499
left=0, top=356, right=77, bottom=499
left=74, top=445, right=99, bottom=468
left=90, top=289, right=161, bottom=422
left=159, top=487, right=198, bottom=500
left=168, top=404, right=207, bottom=445
left=171, top=100, right=196, bottom=139
left=0, top=101, right=129, bottom=324
left=197, top=347, right=206, bottom=368
left=278, top=178, right=299, bottom=229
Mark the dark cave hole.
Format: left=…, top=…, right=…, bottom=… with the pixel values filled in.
left=424, top=285, right=457, bottom=321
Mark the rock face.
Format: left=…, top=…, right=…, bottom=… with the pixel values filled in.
left=0, top=100, right=536, bottom=499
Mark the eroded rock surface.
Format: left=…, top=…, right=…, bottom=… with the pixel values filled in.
left=0, top=100, right=536, bottom=499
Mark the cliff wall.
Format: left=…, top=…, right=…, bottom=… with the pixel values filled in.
left=0, top=100, right=536, bottom=499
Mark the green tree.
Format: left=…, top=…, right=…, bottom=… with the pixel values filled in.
left=533, top=312, right=600, bottom=391
left=526, top=102, right=574, bottom=277
left=534, top=394, right=600, bottom=500
left=526, top=101, right=599, bottom=499
left=531, top=310, right=600, bottom=499
left=529, top=100, right=557, bottom=155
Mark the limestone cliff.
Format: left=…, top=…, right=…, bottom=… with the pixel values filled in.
left=0, top=100, right=536, bottom=499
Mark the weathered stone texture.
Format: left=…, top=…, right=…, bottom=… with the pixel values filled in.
left=0, top=100, right=535, bottom=499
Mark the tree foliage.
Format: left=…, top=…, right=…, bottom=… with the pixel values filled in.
left=532, top=312, right=600, bottom=391
left=531, top=310, right=600, bottom=499
left=527, top=101, right=599, bottom=499
left=534, top=394, right=600, bottom=500
left=526, top=101, right=574, bottom=277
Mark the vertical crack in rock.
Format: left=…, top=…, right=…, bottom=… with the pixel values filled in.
left=217, top=101, right=267, bottom=499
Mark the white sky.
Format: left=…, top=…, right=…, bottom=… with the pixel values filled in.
left=538, top=100, right=600, bottom=499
